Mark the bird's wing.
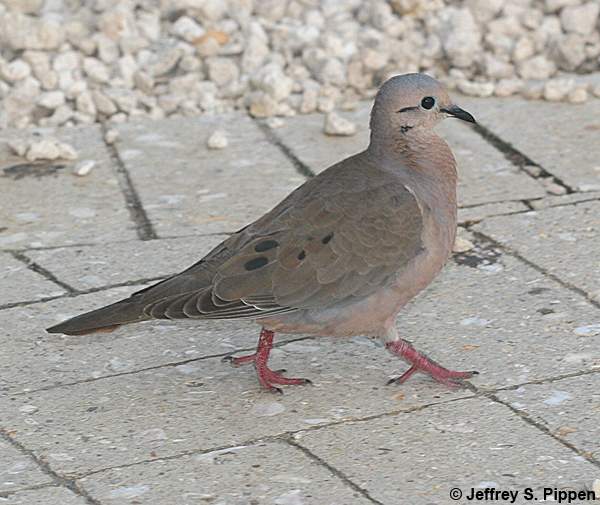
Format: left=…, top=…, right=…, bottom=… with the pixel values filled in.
left=142, top=155, right=424, bottom=320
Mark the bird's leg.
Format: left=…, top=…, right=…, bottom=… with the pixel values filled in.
left=223, top=328, right=311, bottom=393
left=385, top=339, right=477, bottom=388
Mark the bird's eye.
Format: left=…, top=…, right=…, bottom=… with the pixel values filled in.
left=421, top=96, right=435, bottom=109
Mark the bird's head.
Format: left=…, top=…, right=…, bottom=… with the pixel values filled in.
left=370, top=73, right=475, bottom=135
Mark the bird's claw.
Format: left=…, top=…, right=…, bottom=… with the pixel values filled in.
left=221, top=353, right=257, bottom=367
left=386, top=363, right=478, bottom=389
left=264, top=377, right=312, bottom=394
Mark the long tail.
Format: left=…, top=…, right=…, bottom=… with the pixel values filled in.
left=46, top=297, right=148, bottom=336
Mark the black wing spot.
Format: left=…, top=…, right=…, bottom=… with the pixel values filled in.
left=254, top=239, right=279, bottom=252
left=297, top=250, right=306, bottom=261
left=244, top=257, right=269, bottom=271
left=321, top=232, right=334, bottom=244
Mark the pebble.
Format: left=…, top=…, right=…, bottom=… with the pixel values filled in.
left=206, top=129, right=228, bottom=149
left=0, top=59, right=31, bottom=82
left=83, top=57, right=110, bottom=83
left=0, top=1, right=599, bottom=129
left=37, top=90, right=65, bottom=109
left=457, top=80, right=495, bottom=97
left=8, top=139, right=29, bottom=157
left=518, top=55, right=556, bottom=80
left=324, top=111, right=357, bottom=136
left=206, top=57, right=239, bottom=86
left=560, top=2, right=600, bottom=36
left=25, top=138, right=78, bottom=161
left=453, top=236, right=475, bottom=253
left=541, top=177, right=568, bottom=195
left=567, top=86, right=588, bottom=103
left=92, top=90, right=117, bottom=116
left=73, top=159, right=95, bottom=176
left=253, top=63, right=294, bottom=102
left=248, top=91, right=279, bottom=118
left=440, top=7, right=481, bottom=68
left=543, top=78, right=575, bottom=101
left=171, top=16, right=205, bottom=42
left=150, top=47, right=183, bottom=77
left=494, top=78, right=523, bottom=97
left=0, top=12, right=63, bottom=51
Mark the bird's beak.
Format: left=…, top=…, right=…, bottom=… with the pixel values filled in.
left=441, top=105, right=476, bottom=124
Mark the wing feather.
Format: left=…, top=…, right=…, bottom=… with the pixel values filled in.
left=129, top=154, right=424, bottom=322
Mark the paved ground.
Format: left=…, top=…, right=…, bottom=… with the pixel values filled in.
left=1, top=96, right=599, bottom=505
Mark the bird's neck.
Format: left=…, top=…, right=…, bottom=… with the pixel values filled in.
left=367, top=128, right=458, bottom=248
left=369, top=128, right=457, bottom=185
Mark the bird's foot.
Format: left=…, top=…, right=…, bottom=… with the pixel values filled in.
left=386, top=339, right=478, bottom=388
left=255, top=365, right=312, bottom=394
left=222, top=329, right=311, bottom=393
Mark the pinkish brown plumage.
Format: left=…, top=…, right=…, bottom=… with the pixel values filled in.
left=47, top=73, right=478, bottom=393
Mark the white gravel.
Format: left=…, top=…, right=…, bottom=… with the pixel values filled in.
left=324, top=111, right=357, bottom=136
left=206, top=129, right=228, bottom=149
left=0, top=0, right=599, bottom=130
left=12, top=137, right=79, bottom=162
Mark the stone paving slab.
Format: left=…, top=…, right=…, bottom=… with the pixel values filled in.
left=2, top=255, right=599, bottom=476
left=399, top=254, right=599, bottom=389
left=0, top=338, right=472, bottom=476
left=0, top=125, right=135, bottom=249
left=528, top=191, right=600, bottom=210
left=273, top=101, right=546, bottom=206
left=461, top=96, right=600, bottom=192
left=458, top=201, right=529, bottom=224
left=5, top=235, right=598, bottom=398
left=1, top=286, right=294, bottom=395
left=113, top=114, right=304, bottom=237
left=1, top=486, right=87, bottom=505
left=0, top=253, right=65, bottom=306
left=24, top=235, right=227, bottom=291
left=475, top=200, right=600, bottom=301
left=0, top=438, right=51, bottom=493
left=78, top=441, right=373, bottom=505
left=295, top=397, right=599, bottom=505
left=498, top=374, right=600, bottom=460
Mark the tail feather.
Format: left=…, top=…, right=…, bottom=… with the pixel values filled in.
left=46, top=298, right=148, bottom=336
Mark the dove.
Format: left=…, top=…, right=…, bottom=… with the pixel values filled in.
left=47, top=73, right=477, bottom=393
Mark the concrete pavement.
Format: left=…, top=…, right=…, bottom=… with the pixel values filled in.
left=1, top=97, right=599, bottom=504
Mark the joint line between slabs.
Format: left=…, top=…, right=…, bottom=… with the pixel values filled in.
left=286, top=439, right=386, bottom=505
left=471, top=230, right=600, bottom=310
left=470, top=123, right=574, bottom=195
left=0, top=275, right=166, bottom=311
left=488, top=368, right=600, bottom=393
left=72, top=396, right=472, bottom=480
left=0, top=482, right=58, bottom=499
left=10, top=251, right=78, bottom=294
left=458, top=194, right=600, bottom=227
left=0, top=429, right=102, bottom=505
left=487, top=393, right=600, bottom=470
left=254, top=119, right=316, bottom=178
left=100, top=123, right=157, bottom=241
left=9, top=336, right=318, bottom=395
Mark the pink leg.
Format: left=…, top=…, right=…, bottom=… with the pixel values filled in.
left=386, top=339, right=477, bottom=388
left=223, top=328, right=311, bottom=393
